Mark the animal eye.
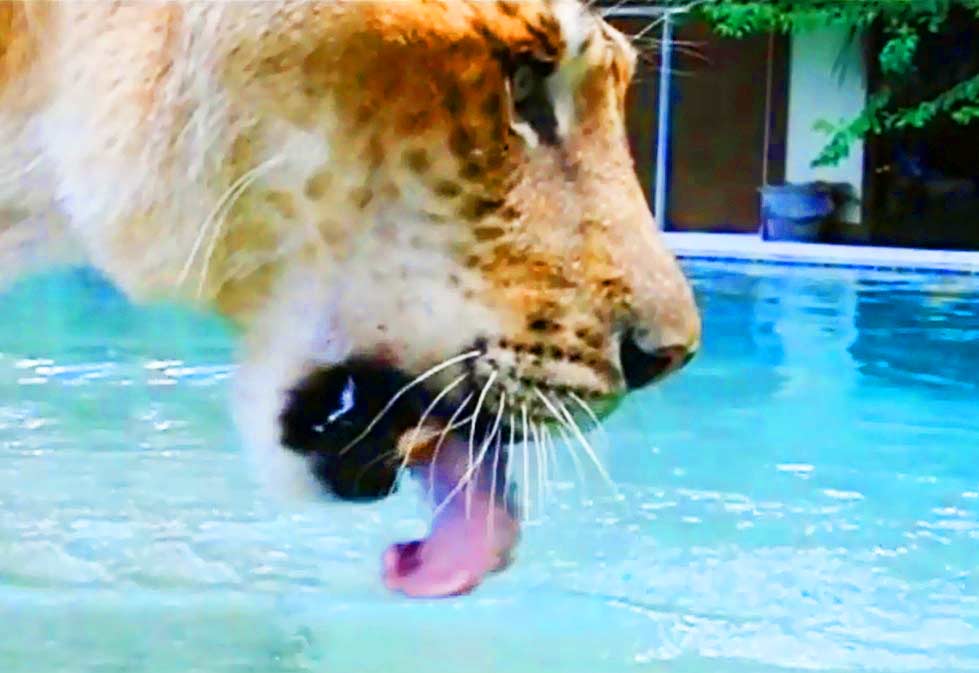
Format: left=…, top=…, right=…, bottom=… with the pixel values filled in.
left=512, top=64, right=536, bottom=103
left=507, top=57, right=559, bottom=146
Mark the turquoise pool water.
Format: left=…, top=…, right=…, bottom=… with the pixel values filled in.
left=1, top=260, right=977, bottom=673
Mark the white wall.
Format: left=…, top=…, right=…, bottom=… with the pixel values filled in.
left=785, top=28, right=868, bottom=223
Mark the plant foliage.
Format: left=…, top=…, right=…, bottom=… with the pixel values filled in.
left=651, top=0, right=979, bottom=166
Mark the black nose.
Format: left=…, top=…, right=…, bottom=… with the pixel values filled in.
left=619, top=331, right=694, bottom=390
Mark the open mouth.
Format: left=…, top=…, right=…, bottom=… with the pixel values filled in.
left=279, top=353, right=618, bottom=492
left=278, top=356, right=528, bottom=597
left=279, top=356, right=509, bottom=498
left=277, top=346, right=622, bottom=597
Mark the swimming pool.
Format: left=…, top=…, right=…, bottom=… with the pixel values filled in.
left=1, top=260, right=977, bottom=673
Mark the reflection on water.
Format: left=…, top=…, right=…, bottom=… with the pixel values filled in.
left=687, top=261, right=979, bottom=395
left=850, top=276, right=979, bottom=391
left=687, top=264, right=789, bottom=403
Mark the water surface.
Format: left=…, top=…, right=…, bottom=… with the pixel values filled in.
left=1, top=262, right=977, bottom=672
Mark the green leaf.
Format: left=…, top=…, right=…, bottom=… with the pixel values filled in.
left=688, top=0, right=979, bottom=167
left=812, top=119, right=838, bottom=134
left=879, top=27, right=918, bottom=75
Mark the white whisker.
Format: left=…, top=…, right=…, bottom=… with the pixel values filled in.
left=521, top=403, right=531, bottom=521
left=339, top=350, right=480, bottom=457
left=554, top=395, right=619, bottom=496
left=534, top=388, right=618, bottom=496
left=540, top=423, right=559, bottom=488
left=396, top=373, right=467, bottom=474
left=627, top=1, right=707, bottom=44
left=435, top=390, right=507, bottom=521
left=538, top=422, right=552, bottom=507
left=389, top=372, right=468, bottom=496
left=446, top=413, right=476, bottom=433
left=528, top=419, right=545, bottom=513
left=505, top=411, right=517, bottom=518
left=552, top=419, right=587, bottom=496
left=487, top=427, right=504, bottom=544
left=178, top=155, right=284, bottom=297
left=465, top=371, right=499, bottom=517
left=568, top=391, right=610, bottom=453
left=426, top=392, right=474, bottom=504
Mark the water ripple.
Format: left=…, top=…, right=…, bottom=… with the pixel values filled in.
left=0, top=264, right=977, bottom=672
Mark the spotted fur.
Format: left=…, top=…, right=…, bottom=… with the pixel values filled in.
left=0, top=0, right=700, bottom=500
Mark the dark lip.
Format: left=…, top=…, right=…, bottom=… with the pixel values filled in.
left=280, top=352, right=620, bottom=476
left=279, top=355, right=520, bottom=500
left=278, top=357, right=435, bottom=501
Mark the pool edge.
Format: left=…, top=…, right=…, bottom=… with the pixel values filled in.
left=665, top=232, right=979, bottom=275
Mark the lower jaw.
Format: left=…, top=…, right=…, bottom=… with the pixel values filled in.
left=283, top=358, right=621, bottom=597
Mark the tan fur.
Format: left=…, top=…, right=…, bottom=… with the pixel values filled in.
left=0, top=0, right=700, bottom=499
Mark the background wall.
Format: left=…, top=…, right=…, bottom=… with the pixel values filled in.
left=785, top=28, right=868, bottom=225
left=666, top=21, right=789, bottom=233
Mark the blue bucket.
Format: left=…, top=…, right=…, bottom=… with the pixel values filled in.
left=759, top=183, right=835, bottom=242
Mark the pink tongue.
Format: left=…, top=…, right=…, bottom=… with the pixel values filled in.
left=382, top=436, right=519, bottom=598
